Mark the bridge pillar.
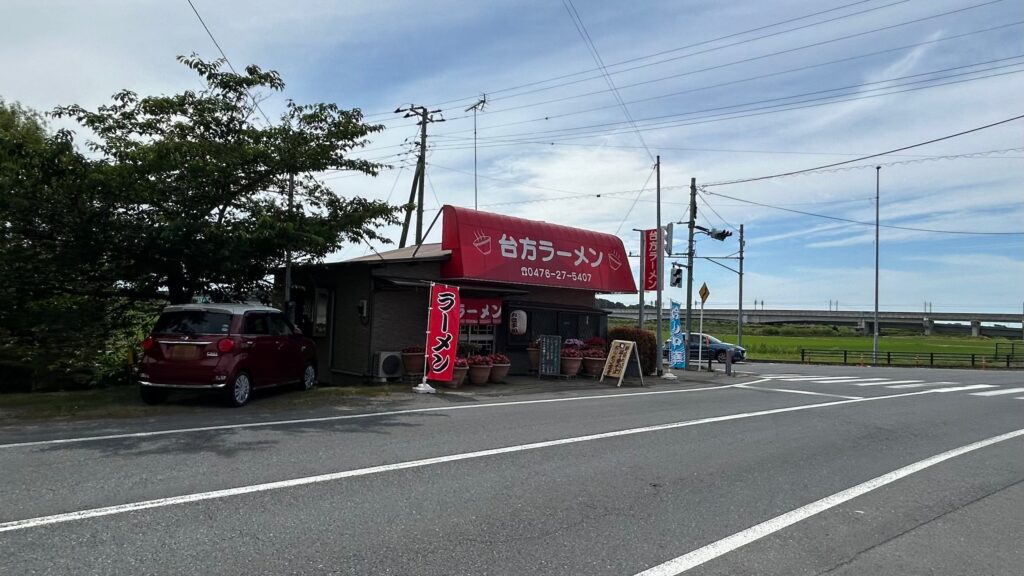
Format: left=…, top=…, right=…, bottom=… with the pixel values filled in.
left=971, top=320, right=981, bottom=337
left=923, top=318, right=934, bottom=336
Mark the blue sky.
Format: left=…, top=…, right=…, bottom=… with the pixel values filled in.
left=3, top=0, right=1022, bottom=313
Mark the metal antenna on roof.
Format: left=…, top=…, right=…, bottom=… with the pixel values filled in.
left=465, top=95, right=487, bottom=210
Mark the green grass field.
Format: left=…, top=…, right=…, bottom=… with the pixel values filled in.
left=608, top=317, right=1020, bottom=363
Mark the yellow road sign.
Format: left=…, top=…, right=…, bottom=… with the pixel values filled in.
left=699, top=282, right=710, bottom=304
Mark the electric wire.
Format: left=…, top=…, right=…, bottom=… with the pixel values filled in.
left=703, top=114, right=1024, bottom=186
left=701, top=188, right=1024, bottom=235
left=432, top=59, right=1024, bottom=144
left=434, top=22, right=1024, bottom=136
left=562, top=0, right=655, bottom=162
left=361, top=0, right=916, bottom=118
left=428, top=68, right=1024, bottom=149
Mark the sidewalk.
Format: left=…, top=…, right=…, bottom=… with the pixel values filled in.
left=432, top=367, right=747, bottom=399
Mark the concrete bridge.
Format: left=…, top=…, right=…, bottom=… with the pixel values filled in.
left=606, top=308, right=1024, bottom=338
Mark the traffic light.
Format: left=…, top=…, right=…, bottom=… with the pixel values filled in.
left=670, top=266, right=683, bottom=288
left=664, top=223, right=674, bottom=255
left=707, top=228, right=732, bottom=241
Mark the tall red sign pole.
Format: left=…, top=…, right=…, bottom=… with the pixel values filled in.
left=416, top=283, right=460, bottom=394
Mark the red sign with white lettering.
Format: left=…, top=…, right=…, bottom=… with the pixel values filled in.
left=440, top=206, right=637, bottom=293
left=426, top=283, right=460, bottom=381
left=460, top=298, right=502, bottom=325
left=642, top=228, right=659, bottom=291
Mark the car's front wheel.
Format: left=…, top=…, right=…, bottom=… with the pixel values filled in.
left=716, top=350, right=728, bottom=363
left=224, top=372, right=252, bottom=407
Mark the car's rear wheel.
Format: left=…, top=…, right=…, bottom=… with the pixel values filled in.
left=716, top=350, right=727, bottom=363
left=140, top=386, right=169, bottom=405
left=224, top=372, right=252, bottom=407
left=299, top=362, right=316, bottom=391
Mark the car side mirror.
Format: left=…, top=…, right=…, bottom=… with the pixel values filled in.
left=292, top=327, right=303, bottom=336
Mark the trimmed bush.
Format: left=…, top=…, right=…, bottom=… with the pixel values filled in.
left=607, top=327, right=658, bottom=375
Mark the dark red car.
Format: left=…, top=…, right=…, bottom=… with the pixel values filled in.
left=139, top=304, right=317, bottom=407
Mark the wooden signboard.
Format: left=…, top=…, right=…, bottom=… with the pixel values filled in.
left=600, top=339, right=644, bottom=387
left=537, top=335, right=561, bottom=377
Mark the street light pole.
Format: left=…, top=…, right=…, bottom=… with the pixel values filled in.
left=655, top=156, right=665, bottom=377
left=685, top=178, right=697, bottom=337
left=737, top=224, right=744, bottom=347
left=874, top=166, right=880, bottom=363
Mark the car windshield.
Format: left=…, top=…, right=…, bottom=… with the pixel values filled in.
left=152, top=311, right=231, bottom=335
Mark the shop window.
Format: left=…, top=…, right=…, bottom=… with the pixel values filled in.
left=459, top=324, right=495, bottom=356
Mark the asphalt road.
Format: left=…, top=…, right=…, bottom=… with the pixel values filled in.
left=2, top=364, right=1022, bottom=575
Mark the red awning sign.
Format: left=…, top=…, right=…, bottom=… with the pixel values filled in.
left=441, top=205, right=637, bottom=293
left=460, top=298, right=502, bottom=325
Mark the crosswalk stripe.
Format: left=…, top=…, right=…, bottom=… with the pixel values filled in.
left=818, top=378, right=888, bottom=384
left=969, top=387, right=1024, bottom=397
left=781, top=376, right=864, bottom=382
left=886, top=384, right=928, bottom=389
left=933, top=385, right=1000, bottom=393
left=853, top=380, right=929, bottom=387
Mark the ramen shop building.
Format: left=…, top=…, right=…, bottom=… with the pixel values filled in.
left=283, top=205, right=638, bottom=384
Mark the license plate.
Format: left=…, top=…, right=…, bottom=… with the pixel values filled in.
left=169, top=345, right=201, bottom=360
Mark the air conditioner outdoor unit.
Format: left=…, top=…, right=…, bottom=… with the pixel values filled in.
left=373, top=351, right=403, bottom=381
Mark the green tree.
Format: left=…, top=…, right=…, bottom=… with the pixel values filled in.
left=53, top=55, right=399, bottom=303
left=0, top=99, right=141, bottom=390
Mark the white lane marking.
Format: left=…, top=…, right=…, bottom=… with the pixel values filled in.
left=969, top=387, right=1024, bottom=397
left=819, top=378, right=889, bottom=384
left=0, top=381, right=765, bottom=450
left=632, top=427, right=1024, bottom=576
left=892, top=383, right=993, bottom=390
left=777, top=376, right=859, bottom=382
left=934, top=384, right=1002, bottom=393
left=804, top=377, right=878, bottom=383
left=0, top=389, right=938, bottom=533
left=854, top=380, right=935, bottom=387
left=736, top=385, right=862, bottom=400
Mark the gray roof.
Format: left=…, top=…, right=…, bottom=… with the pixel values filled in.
left=345, top=243, right=451, bottom=264
left=162, top=303, right=280, bottom=314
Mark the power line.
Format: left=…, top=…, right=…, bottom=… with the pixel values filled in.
left=435, top=22, right=1024, bottom=136
left=701, top=188, right=1024, bottom=235
left=434, top=59, right=1024, bottom=143
left=452, top=0, right=1002, bottom=114
left=186, top=0, right=274, bottom=126
left=427, top=68, right=1024, bottom=149
left=561, top=0, right=655, bottom=162
left=363, top=0, right=913, bottom=118
left=704, top=114, right=1024, bottom=186
left=614, top=165, right=657, bottom=235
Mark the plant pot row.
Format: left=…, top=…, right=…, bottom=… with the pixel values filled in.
left=527, top=348, right=606, bottom=376
left=453, top=362, right=510, bottom=387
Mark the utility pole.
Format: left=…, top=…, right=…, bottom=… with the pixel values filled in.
left=685, top=177, right=697, bottom=338
left=655, top=156, right=665, bottom=377
left=465, top=96, right=486, bottom=210
left=395, top=105, right=444, bottom=247
left=737, top=223, right=744, bottom=347
left=873, top=166, right=880, bottom=363
left=284, top=172, right=295, bottom=323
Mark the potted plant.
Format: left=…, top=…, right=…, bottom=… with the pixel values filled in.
left=563, top=338, right=585, bottom=350
left=526, top=338, right=541, bottom=372
left=401, top=345, right=425, bottom=374
left=447, top=357, right=469, bottom=388
left=585, top=336, right=607, bottom=350
left=489, top=353, right=511, bottom=383
left=467, top=354, right=492, bottom=385
left=581, top=346, right=607, bottom=375
left=560, top=346, right=583, bottom=376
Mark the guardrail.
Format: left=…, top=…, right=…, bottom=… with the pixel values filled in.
left=800, top=349, right=1024, bottom=369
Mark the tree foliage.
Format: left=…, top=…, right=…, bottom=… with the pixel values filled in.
left=1, top=56, right=400, bottom=390
left=53, top=54, right=399, bottom=303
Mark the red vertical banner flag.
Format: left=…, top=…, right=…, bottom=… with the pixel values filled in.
left=426, top=283, right=460, bottom=381
left=642, top=228, right=659, bottom=291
